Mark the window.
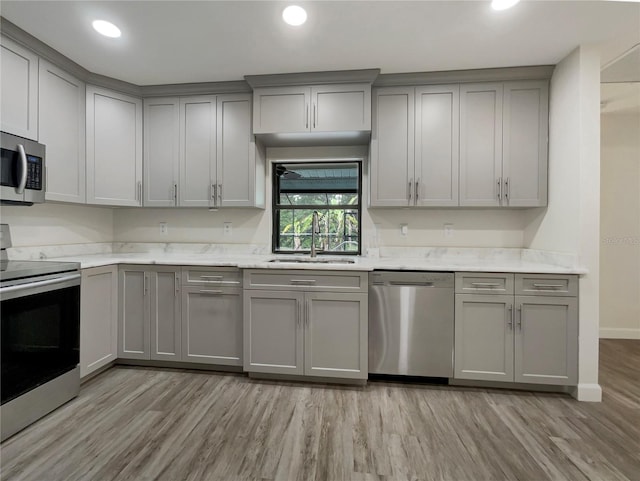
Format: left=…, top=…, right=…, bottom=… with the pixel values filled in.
left=272, top=162, right=361, bottom=255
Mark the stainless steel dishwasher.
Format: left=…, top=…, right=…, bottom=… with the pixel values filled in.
left=368, top=271, right=454, bottom=378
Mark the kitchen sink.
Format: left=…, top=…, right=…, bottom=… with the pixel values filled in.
left=268, top=257, right=356, bottom=264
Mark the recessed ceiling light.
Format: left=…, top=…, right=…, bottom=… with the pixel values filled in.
left=491, top=0, right=520, bottom=11
left=282, top=5, right=307, bottom=26
left=92, top=20, right=121, bottom=38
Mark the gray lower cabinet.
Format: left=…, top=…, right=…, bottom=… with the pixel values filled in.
left=454, top=272, right=578, bottom=386
left=118, top=266, right=181, bottom=361
left=80, top=265, right=118, bottom=378
left=243, top=270, right=368, bottom=380
left=181, top=286, right=242, bottom=366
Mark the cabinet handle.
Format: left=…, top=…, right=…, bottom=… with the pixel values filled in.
left=306, top=104, right=309, bottom=129
left=290, top=279, right=316, bottom=285
left=408, top=178, right=413, bottom=203
left=298, top=300, right=303, bottom=328
left=137, top=181, right=142, bottom=203
left=144, top=274, right=148, bottom=296
left=532, top=283, right=564, bottom=289
left=306, top=299, right=310, bottom=327
left=507, top=304, right=513, bottom=329
left=200, top=275, right=223, bottom=280
left=415, top=179, right=420, bottom=203
left=497, top=177, right=502, bottom=201
left=175, top=274, right=180, bottom=296
left=517, top=304, right=523, bottom=330
left=211, top=184, right=217, bottom=205
left=313, top=103, right=316, bottom=128
left=504, top=177, right=510, bottom=201
left=218, top=183, right=223, bottom=205
left=173, top=183, right=178, bottom=204
left=470, top=282, right=501, bottom=288
left=199, top=289, right=223, bottom=295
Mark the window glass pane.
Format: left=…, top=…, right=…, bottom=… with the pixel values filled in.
left=278, top=193, right=358, bottom=206
left=276, top=208, right=359, bottom=253
left=277, top=163, right=358, bottom=193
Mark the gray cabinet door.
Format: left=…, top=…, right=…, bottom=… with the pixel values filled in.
left=86, top=86, right=143, bottom=206
left=0, top=36, right=38, bottom=140
left=179, top=95, right=216, bottom=207
left=144, top=97, right=179, bottom=207
left=118, top=267, right=150, bottom=360
left=39, top=60, right=86, bottom=203
left=502, top=81, right=549, bottom=207
left=80, top=266, right=117, bottom=378
left=514, top=296, right=578, bottom=385
left=370, top=87, right=415, bottom=207
left=252, top=86, right=310, bottom=134
left=150, top=268, right=182, bottom=361
left=414, top=85, right=459, bottom=206
left=311, top=84, right=371, bottom=132
left=182, top=287, right=242, bottom=366
left=459, top=83, right=503, bottom=207
left=305, top=292, right=368, bottom=379
left=216, top=93, right=256, bottom=207
left=243, top=290, right=304, bottom=375
left=454, top=294, right=514, bottom=382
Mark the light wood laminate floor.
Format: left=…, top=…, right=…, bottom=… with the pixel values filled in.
left=1, top=339, right=639, bottom=481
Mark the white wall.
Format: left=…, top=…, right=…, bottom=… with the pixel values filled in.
left=0, top=203, right=114, bottom=246
left=600, top=110, right=640, bottom=339
left=524, top=46, right=602, bottom=401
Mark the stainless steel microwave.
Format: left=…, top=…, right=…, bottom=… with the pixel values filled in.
left=1, top=131, right=46, bottom=205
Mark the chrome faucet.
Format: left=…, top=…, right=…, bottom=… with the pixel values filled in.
left=310, top=211, right=324, bottom=258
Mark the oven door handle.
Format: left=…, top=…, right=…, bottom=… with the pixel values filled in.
left=0, top=273, right=81, bottom=298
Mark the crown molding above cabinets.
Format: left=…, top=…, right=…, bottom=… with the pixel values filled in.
left=244, top=69, right=381, bottom=89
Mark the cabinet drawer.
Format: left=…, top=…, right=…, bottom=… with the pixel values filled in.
left=244, top=269, right=367, bottom=292
left=515, top=274, right=577, bottom=297
left=455, top=272, right=514, bottom=295
left=183, top=267, right=242, bottom=287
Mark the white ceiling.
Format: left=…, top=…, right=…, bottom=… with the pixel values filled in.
left=1, top=1, right=640, bottom=86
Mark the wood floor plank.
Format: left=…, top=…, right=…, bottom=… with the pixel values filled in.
left=1, top=340, right=639, bottom=481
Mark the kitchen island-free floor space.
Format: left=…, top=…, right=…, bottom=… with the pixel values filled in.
left=1, top=340, right=638, bottom=481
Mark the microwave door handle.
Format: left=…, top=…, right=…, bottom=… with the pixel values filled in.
left=16, top=144, right=27, bottom=194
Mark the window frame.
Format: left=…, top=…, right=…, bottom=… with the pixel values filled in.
left=271, top=161, right=363, bottom=256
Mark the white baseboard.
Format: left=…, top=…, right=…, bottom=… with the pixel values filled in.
left=599, top=328, right=640, bottom=339
left=571, top=383, right=602, bottom=402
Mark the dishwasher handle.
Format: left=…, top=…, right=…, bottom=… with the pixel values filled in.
left=388, top=281, right=434, bottom=287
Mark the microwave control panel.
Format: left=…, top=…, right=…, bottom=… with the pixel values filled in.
left=25, top=155, right=43, bottom=190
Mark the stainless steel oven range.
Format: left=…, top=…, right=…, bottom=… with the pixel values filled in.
left=0, top=225, right=81, bottom=441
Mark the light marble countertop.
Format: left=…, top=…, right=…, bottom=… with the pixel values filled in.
left=44, top=252, right=587, bottom=275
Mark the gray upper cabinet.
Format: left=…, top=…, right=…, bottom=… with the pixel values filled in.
left=370, top=87, right=415, bottom=207
left=459, top=83, right=503, bottom=207
left=370, top=85, right=460, bottom=207
left=243, top=290, right=305, bottom=375
left=86, top=86, right=143, bottom=206
left=150, top=267, right=182, bottom=361
left=502, top=81, right=549, bottom=207
left=178, top=93, right=262, bottom=208
left=144, top=97, right=180, bottom=207
left=39, top=60, right=86, bottom=203
left=179, top=95, right=216, bottom=207
left=414, top=85, right=460, bottom=206
left=454, top=293, right=514, bottom=382
left=252, top=84, right=371, bottom=135
left=460, top=81, right=549, bottom=207
left=0, top=35, right=38, bottom=140
left=118, top=267, right=149, bottom=360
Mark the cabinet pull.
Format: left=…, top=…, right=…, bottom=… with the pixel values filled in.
left=137, top=181, right=142, bottom=203
left=199, top=289, right=223, bottom=295
left=504, top=177, right=510, bottom=201
left=175, top=274, right=180, bottom=296
left=298, top=300, right=303, bottom=328
left=211, top=184, right=217, bottom=205
left=408, top=178, right=413, bottom=203
left=290, top=279, right=316, bottom=285
left=144, top=274, right=148, bottom=296
left=415, top=179, right=419, bottom=203
left=532, top=283, right=564, bottom=289
left=517, top=304, right=523, bottom=330
left=313, top=103, right=316, bottom=128
left=173, top=183, right=178, bottom=204
left=470, top=282, right=501, bottom=288
left=306, top=104, right=309, bottom=129
left=507, top=304, right=513, bottom=329
left=306, top=299, right=310, bottom=327
left=218, top=183, right=223, bottom=205
left=497, top=177, right=502, bottom=201
left=200, top=275, right=223, bottom=279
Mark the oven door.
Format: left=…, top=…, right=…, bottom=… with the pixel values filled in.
left=1, top=273, right=81, bottom=405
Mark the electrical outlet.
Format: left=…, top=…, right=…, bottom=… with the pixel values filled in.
left=444, top=223, right=453, bottom=238
left=400, top=224, right=408, bottom=236
left=223, top=222, right=232, bottom=236
left=159, top=222, right=168, bottom=235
